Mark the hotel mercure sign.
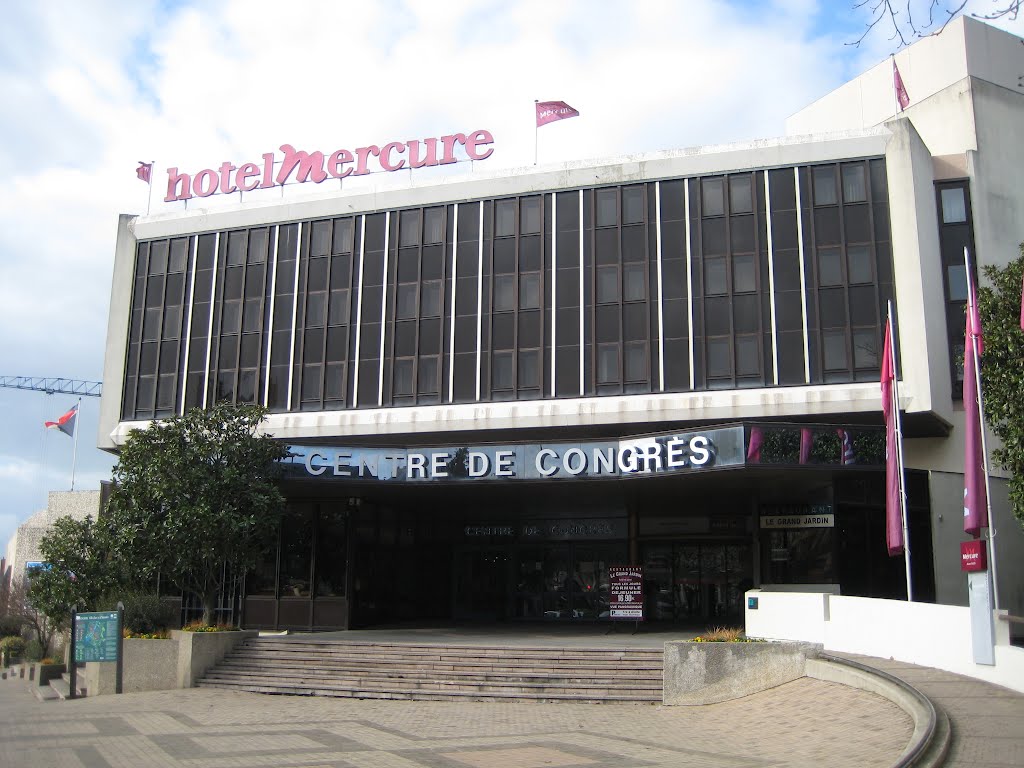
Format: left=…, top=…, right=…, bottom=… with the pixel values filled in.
left=164, top=129, right=495, bottom=202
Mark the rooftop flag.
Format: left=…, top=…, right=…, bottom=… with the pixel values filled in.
left=536, top=101, right=579, bottom=128
left=45, top=403, right=78, bottom=437
left=136, top=161, right=153, bottom=183
left=893, top=58, right=910, bottom=112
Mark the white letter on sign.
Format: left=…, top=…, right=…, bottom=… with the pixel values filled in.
left=536, top=448, right=558, bottom=477
left=305, top=451, right=327, bottom=476
left=408, top=453, right=427, bottom=478
left=495, top=450, right=515, bottom=477
left=689, top=436, right=710, bottom=466
left=468, top=451, right=490, bottom=477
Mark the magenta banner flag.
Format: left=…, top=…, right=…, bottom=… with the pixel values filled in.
left=746, top=426, right=763, bottom=463
left=893, top=59, right=910, bottom=111
left=837, top=428, right=856, bottom=465
left=536, top=101, right=579, bottom=127
left=136, top=161, right=153, bottom=183
left=963, top=293, right=988, bottom=537
left=881, top=323, right=903, bottom=555
left=798, top=428, right=812, bottom=464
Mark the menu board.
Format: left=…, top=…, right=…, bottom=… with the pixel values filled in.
left=608, top=566, right=644, bottom=621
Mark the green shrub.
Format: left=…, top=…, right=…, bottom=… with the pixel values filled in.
left=0, top=615, right=24, bottom=638
left=0, top=635, right=27, bottom=661
left=100, top=592, right=178, bottom=635
left=182, top=621, right=238, bottom=632
left=24, top=639, right=45, bottom=662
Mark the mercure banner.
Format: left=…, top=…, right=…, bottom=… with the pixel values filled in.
left=283, top=426, right=744, bottom=483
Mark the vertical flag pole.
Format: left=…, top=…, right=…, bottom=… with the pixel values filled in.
left=888, top=301, right=913, bottom=600
left=964, top=247, right=1000, bottom=610
left=146, top=160, right=155, bottom=216
left=70, top=397, right=81, bottom=492
left=534, top=100, right=539, bottom=166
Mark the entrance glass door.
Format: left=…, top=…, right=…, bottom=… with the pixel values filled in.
left=454, top=549, right=510, bottom=620
left=641, top=542, right=752, bottom=623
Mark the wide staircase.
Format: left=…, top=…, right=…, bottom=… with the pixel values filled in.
left=198, top=637, right=665, bottom=703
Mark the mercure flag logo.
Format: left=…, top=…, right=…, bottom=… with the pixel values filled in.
left=536, top=101, right=579, bottom=127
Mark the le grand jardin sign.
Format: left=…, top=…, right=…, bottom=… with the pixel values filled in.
left=282, top=426, right=745, bottom=484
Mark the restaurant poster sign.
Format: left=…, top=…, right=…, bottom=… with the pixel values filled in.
left=609, top=566, right=644, bottom=621
left=283, top=426, right=744, bottom=484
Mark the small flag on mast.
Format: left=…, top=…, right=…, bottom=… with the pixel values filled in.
left=136, top=161, right=153, bottom=183
left=893, top=58, right=910, bottom=111
left=44, top=404, right=79, bottom=437
left=837, top=428, right=856, bottom=465
left=963, top=269, right=988, bottom=536
left=536, top=101, right=579, bottom=127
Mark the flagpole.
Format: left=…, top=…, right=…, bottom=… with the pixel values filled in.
left=888, top=300, right=913, bottom=601
left=964, top=247, right=1000, bottom=610
left=146, top=160, right=155, bottom=216
left=70, top=397, right=81, bottom=492
left=534, top=100, right=539, bottom=165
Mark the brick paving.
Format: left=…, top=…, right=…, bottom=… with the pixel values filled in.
left=0, top=671, right=912, bottom=768
left=839, top=654, right=1024, bottom=768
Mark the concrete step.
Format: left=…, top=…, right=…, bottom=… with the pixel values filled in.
left=199, top=639, right=666, bottom=703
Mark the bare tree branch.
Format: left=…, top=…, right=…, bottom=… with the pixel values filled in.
left=849, top=0, right=1020, bottom=50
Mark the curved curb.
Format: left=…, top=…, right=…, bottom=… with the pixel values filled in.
left=806, top=654, right=950, bottom=768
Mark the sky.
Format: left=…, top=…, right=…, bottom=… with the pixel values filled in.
left=1, top=0, right=1021, bottom=551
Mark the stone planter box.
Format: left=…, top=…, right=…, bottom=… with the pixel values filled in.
left=663, top=640, right=821, bottom=705
left=82, top=630, right=259, bottom=696
left=32, top=662, right=65, bottom=686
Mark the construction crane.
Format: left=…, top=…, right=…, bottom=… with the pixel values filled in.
left=0, top=376, right=102, bottom=397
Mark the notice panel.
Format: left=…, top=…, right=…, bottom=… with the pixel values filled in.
left=609, top=565, right=644, bottom=621
left=73, top=611, right=121, bottom=663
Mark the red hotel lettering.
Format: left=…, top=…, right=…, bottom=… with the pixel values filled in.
left=164, top=129, right=495, bottom=202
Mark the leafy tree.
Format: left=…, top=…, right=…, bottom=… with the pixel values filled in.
left=977, top=244, right=1024, bottom=527
left=104, top=403, right=288, bottom=625
left=26, top=514, right=117, bottom=640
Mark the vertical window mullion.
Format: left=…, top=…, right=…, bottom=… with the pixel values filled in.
left=179, top=237, right=198, bottom=415
left=262, top=227, right=280, bottom=408
left=201, top=233, right=221, bottom=409
left=795, top=167, right=811, bottom=384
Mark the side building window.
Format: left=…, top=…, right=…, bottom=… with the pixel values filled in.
left=935, top=180, right=976, bottom=395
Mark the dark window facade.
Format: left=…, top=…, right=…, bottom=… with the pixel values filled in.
left=122, top=159, right=896, bottom=420
left=935, top=179, right=976, bottom=394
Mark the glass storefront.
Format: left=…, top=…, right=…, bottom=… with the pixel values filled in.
left=641, top=542, right=752, bottom=623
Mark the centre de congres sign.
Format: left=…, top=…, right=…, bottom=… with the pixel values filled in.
left=282, top=426, right=744, bottom=484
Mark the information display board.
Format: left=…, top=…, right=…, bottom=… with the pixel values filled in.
left=73, top=611, right=121, bottom=663
left=608, top=565, right=644, bottom=621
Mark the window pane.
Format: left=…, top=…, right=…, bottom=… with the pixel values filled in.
left=495, top=200, right=516, bottom=237
left=315, top=507, right=347, bottom=597
left=518, top=350, right=539, bottom=388
left=396, top=283, right=417, bottom=320
left=841, top=164, right=867, bottom=203
left=853, top=330, right=878, bottom=368
left=521, top=197, right=542, bottom=234
left=733, top=254, right=756, bottom=293
left=704, top=257, right=727, bottom=295
left=424, top=207, right=444, bottom=244
left=813, top=166, right=837, bottom=205
left=624, top=342, right=645, bottom=381
left=823, top=330, right=847, bottom=370
left=492, top=351, right=514, bottom=389
left=702, top=178, right=724, bottom=217
left=328, top=289, right=350, bottom=325
left=624, top=264, right=646, bottom=302
left=597, top=344, right=619, bottom=384
left=622, top=186, right=644, bottom=224
left=941, top=187, right=967, bottom=223
left=305, top=292, right=326, bottom=327
left=736, top=335, right=759, bottom=376
left=729, top=176, right=753, bottom=214
left=494, top=274, right=515, bottom=312
left=818, top=247, right=843, bottom=286
left=707, top=338, right=731, bottom=377
left=280, top=506, right=313, bottom=598
left=421, top=281, right=442, bottom=317
left=596, top=189, right=617, bottom=227
left=597, top=266, right=618, bottom=304
left=519, top=273, right=540, bottom=310
left=393, top=358, right=414, bottom=396
left=418, top=356, right=439, bottom=393
left=947, top=264, right=968, bottom=301
left=847, top=245, right=872, bottom=284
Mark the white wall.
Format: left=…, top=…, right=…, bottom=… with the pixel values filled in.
left=746, top=589, right=1024, bottom=694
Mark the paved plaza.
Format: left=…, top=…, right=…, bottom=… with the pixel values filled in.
left=0, top=670, right=911, bottom=768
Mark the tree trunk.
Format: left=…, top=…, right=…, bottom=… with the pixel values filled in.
left=201, top=591, right=218, bottom=627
